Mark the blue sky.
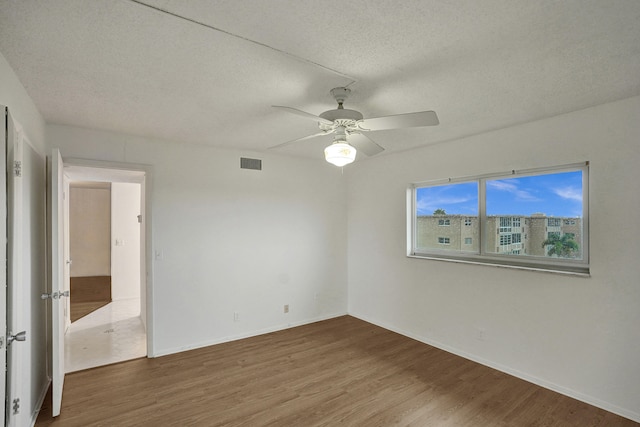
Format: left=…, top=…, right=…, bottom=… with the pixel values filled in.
left=416, top=171, right=583, bottom=217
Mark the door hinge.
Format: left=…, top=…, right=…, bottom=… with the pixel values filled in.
left=13, top=160, right=22, bottom=177
left=52, top=290, right=70, bottom=299
left=12, top=398, right=20, bottom=415
left=0, top=336, right=3, bottom=349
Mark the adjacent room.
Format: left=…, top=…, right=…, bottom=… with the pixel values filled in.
left=0, top=1, right=638, bottom=425
left=65, top=179, right=146, bottom=373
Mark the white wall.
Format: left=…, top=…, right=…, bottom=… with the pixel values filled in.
left=111, top=182, right=141, bottom=301
left=46, top=125, right=349, bottom=356
left=346, top=96, right=640, bottom=422
left=0, top=53, right=46, bottom=155
left=0, top=51, right=49, bottom=426
left=69, top=184, right=111, bottom=277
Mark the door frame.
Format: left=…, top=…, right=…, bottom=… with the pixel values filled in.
left=60, top=157, right=154, bottom=358
left=1, top=107, right=8, bottom=426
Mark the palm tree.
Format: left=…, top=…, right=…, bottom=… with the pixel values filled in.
left=433, top=208, right=446, bottom=215
left=542, top=233, right=579, bottom=258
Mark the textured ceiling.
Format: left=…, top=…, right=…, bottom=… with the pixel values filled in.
left=1, top=0, right=639, bottom=161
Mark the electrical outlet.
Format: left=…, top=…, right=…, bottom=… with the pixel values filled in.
left=284, top=304, right=289, bottom=314
left=233, top=312, right=239, bottom=322
left=475, top=327, right=485, bottom=341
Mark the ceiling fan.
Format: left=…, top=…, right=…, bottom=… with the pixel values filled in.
left=270, top=87, right=439, bottom=166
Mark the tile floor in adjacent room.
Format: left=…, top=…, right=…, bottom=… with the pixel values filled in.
left=65, top=298, right=147, bottom=373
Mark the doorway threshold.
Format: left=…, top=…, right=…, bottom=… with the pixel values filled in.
left=65, top=298, right=146, bottom=373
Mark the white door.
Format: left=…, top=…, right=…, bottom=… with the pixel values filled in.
left=0, top=107, right=8, bottom=427
left=4, top=109, right=48, bottom=425
left=51, top=148, right=67, bottom=416
left=6, top=110, right=26, bottom=427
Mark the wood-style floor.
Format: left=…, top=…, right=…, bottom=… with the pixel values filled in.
left=70, top=276, right=112, bottom=322
left=69, top=301, right=111, bottom=323
left=36, top=316, right=637, bottom=426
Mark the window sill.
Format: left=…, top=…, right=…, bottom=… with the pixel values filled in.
left=407, top=253, right=590, bottom=277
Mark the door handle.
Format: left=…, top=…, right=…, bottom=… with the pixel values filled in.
left=41, top=292, right=52, bottom=300
left=8, top=331, right=26, bottom=345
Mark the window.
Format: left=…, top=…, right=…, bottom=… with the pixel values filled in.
left=499, top=217, right=512, bottom=233
left=414, top=182, right=478, bottom=253
left=410, top=163, right=589, bottom=274
left=548, top=218, right=562, bottom=227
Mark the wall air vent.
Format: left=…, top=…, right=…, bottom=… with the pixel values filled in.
left=240, top=157, right=262, bottom=171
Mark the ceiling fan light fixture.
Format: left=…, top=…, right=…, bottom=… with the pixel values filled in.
left=324, top=141, right=357, bottom=167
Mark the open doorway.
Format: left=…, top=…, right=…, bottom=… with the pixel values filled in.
left=62, top=166, right=148, bottom=373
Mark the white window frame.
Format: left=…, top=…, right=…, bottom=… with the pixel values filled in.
left=408, top=162, right=589, bottom=275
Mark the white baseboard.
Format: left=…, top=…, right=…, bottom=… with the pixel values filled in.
left=349, top=312, right=640, bottom=424
left=153, top=311, right=348, bottom=358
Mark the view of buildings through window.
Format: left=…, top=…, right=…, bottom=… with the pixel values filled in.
left=417, top=214, right=583, bottom=258
left=414, top=168, right=585, bottom=262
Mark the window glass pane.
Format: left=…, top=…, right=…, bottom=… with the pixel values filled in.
left=485, top=170, right=583, bottom=259
left=415, top=182, right=478, bottom=253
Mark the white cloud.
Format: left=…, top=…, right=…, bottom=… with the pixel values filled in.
left=487, top=180, right=516, bottom=192
left=487, top=180, right=541, bottom=202
left=554, top=186, right=582, bottom=202
left=416, top=195, right=475, bottom=214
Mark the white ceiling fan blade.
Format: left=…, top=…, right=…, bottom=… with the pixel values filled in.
left=272, top=105, right=334, bottom=126
left=348, top=133, right=385, bottom=157
left=360, top=110, right=439, bottom=131
left=268, top=130, right=334, bottom=150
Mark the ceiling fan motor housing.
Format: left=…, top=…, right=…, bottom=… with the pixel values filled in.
left=319, top=108, right=364, bottom=122
left=320, top=87, right=364, bottom=131
left=318, top=110, right=364, bottom=132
